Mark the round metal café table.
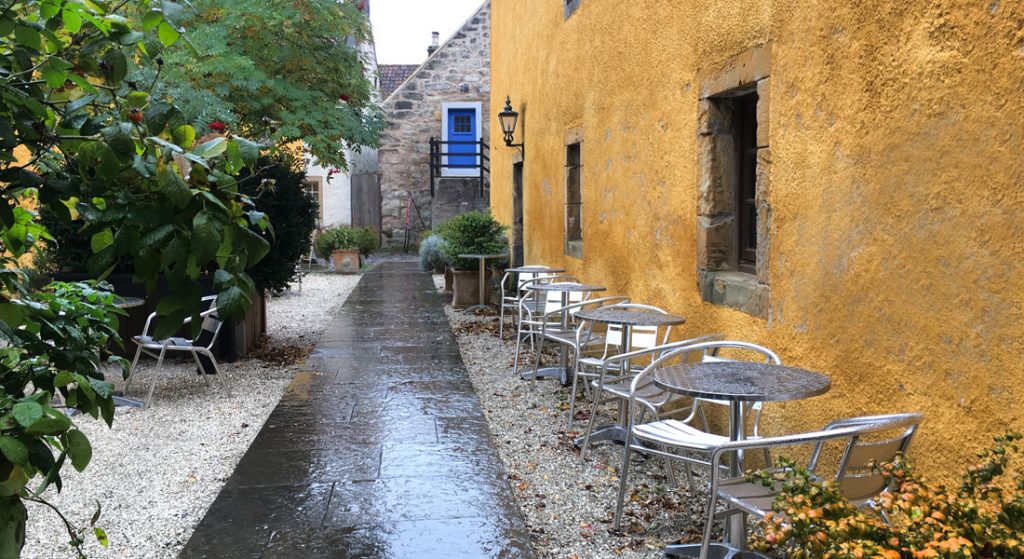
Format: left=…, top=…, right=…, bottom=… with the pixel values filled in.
left=458, top=253, right=508, bottom=313
left=572, top=307, right=686, bottom=448
left=523, top=282, right=606, bottom=384
left=652, top=361, right=830, bottom=556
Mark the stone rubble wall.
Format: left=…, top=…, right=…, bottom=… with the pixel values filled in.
left=378, top=2, right=490, bottom=246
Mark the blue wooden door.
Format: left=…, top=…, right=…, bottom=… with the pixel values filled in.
left=447, top=108, right=477, bottom=169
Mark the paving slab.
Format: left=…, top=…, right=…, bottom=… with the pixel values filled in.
left=180, top=260, right=534, bottom=558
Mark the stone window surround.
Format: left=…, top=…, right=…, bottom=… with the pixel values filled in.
left=564, top=0, right=582, bottom=20
left=440, top=101, right=483, bottom=178
left=564, top=127, right=583, bottom=259
left=696, top=43, right=771, bottom=319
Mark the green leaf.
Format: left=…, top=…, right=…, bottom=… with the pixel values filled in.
left=0, top=303, right=26, bottom=326
left=0, top=18, right=15, bottom=37
left=41, top=58, right=71, bottom=88
left=144, top=102, right=174, bottom=135
left=156, top=164, right=192, bottom=208
left=157, top=21, right=180, bottom=46
left=234, top=137, right=262, bottom=166
left=0, top=436, right=28, bottom=466
left=54, top=371, right=75, bottom=387
left=225, top=140, right=244, bottom=174
left=11, top=402, right=42, bottom=428
left=14, top=25, right=41, bottom=51
left=171, top=124, right=196, bottom=150
left=91, top=229, right=114, bottom=253
left=191, top=211, right=220, bottom=265
left=94, top=527, right=108, bottom=547
left=62, top=8, right=83, bottom=33
left=66, top=430, right=92, bottom=472
left=101, top=123, right=135, bottom=156
left=40, top=1, right=61, bottom=19
left=25, top=414, right=72, bottom=436
left=142, top=10, right=163, bottom=30
left=215, top=285, right=250, bottom=321
left=192, top=137, right=227, bottom=159
left=0, top=465, right=28, bottom=497
left=240, top=227, right=271, bottom=266
left=125, top=91, right=149, bottom=109
left=101, top=49, right=128, bottom=84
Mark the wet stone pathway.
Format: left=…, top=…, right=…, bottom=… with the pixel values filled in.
left=180, top=261, right=535, bottom=558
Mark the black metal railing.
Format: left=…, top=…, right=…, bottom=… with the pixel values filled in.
left=428, top=137, right=490, bottom=197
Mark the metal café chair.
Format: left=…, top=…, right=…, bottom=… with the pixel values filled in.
left=499, top=265, right=556, bottom=339
left=527, top=294, right=630, bottom=384
left=567, top=303, right=675, bottom=429
left=125, top=295, right=231, bottom=407
left=580, top=340, right=765, bottom=462
left=511, top=275, right=577, bottom=377
left=678, top=412, right=922, bottom=559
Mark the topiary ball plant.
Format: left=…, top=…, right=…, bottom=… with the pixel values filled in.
left=435, top=210, right=508, bottom=270
left=419, top=235, right=450, bottom=272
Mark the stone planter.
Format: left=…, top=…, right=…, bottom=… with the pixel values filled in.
left=452, top=269, right=492, bottom=309
left=331, top=249, right=361, bottom=274
left=444, top=266, right=454, bottom=293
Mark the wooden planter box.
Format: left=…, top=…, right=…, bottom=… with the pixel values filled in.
left=52, top=273, right=266, bottom=362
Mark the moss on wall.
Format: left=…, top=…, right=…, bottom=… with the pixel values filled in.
left=490, top=0, right=1024, bottom=480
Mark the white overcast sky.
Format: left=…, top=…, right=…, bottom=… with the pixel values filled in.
left=370, top=0, right=485, bottom=64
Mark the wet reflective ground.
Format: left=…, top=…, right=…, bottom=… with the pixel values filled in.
left=180, top=262, right=535, bottom=558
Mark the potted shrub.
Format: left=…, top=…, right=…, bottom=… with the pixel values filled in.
left=315, top=225, right=362, bottom=273
left=436, top=211, right=508, bottom=308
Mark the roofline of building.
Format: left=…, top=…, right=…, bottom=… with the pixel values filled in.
left=379, top=0, right=489, bottom=106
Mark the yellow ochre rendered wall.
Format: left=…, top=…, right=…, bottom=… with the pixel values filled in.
left=489, top=0, right=1024, bottom=480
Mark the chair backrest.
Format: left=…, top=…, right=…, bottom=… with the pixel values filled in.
left=812, top=413, right=922, bottom=504
left=192, top=296, right=223, bottom=350
left=603, top=303, right=673, bottom=358
left=543, top=282, right=588, bottom=315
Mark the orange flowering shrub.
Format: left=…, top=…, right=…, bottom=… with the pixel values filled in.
left=749, top=433, right=1024, bottom=559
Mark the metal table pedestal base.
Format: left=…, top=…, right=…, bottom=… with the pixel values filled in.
left=574, top=424, right=629, bottom=446
left=521, top=366, right=569, bottom=385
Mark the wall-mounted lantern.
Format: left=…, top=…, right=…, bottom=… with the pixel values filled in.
left=498, top=96, right=524, bottom=157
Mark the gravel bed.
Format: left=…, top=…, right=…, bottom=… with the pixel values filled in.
left=21, top=272, right=361, bottom=559
left=435, top=275, right=720, bottom=558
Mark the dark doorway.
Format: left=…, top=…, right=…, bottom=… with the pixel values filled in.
left=512, top=162, right=524, bottom=267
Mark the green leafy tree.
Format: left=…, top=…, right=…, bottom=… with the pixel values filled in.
left=147, top=0, right=384, bottom=169
left=0, top=0, right=271, bottom=555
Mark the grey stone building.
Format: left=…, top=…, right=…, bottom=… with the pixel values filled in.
left=377, top=2, right=490, bottom=246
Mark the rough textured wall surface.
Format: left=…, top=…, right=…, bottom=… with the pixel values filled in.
left=490, top=0, right=1024, bottom=479
left=378, top=2, right=490, bottom=244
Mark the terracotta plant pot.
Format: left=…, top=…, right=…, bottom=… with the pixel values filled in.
left=331, top=249, right=360, bottom=274
left=452, top=269, right=492, bottom=309
left=444, top=266, right=454, bottom=293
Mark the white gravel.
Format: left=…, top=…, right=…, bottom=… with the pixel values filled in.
left=21, top=272, right=361, bottom=559
left=435, top=275, right=721, bottom=559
